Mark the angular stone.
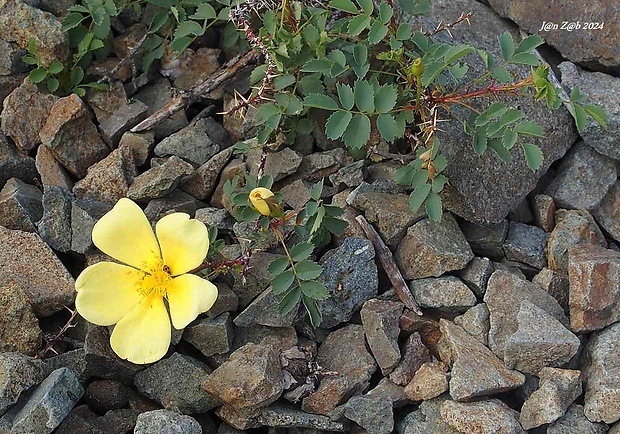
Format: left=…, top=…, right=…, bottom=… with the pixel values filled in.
left=232, top=326, right=297, bottom=354
left=503, top=222, right=549, bottom=269
left=484, top=270, right=569, bottom=360
left=437, top=320, right=525, bottom=401
left=504, top=301, right=580, bottom=374
left=0, top=227, right=74, bottom=316
left=302, top=325, right=376, bottom=415
left=545, top=142, right=617, bottom=211
left=548, top=404, right=608, bottom=434
left=44, top=349, right=87, bottom=385
left=181, top=147, right=234, bottom=200
left=317, top=238, right=378, bottom=328
left=127, top=156, right=194, bottom=203
left=230, top=251, right=281, bottom=308
left=86, top=81, right=128, bottom=124
left=343, top=394, right=393, bottom=434
left=594, top=181, right=620, bottom=243
left=1, top=77, right=57, bottom=152
left=0, top=353, right=47, bottom=416
left=134, top=353, right=218, bottom=414
left=70, top=198, right=111, bottom=254
left=409, top=276, right=476, bottom=313
left=404, top=361, right=449, bottom=401
left=0, top=368, right=83, bottom=434
left=279, top=179, right=312, bottom=210
left=0, top=136, right=38, bottom=189
left=583, top=322, right=620, bottom=424
left=568, top=244, right=620, bottom=332
left=329, top=160, right=365, bottom=189
left=203, top=343, right=284, bottom=415
left=37, top=186, right=72, bottom=252
left=183, top=312, right=233, bottom=356
left=234, top=286, right=298, bottom=327
left=35, top=144, right=73, bottom=190
left=400, top=395, right=460, bottom=434
left=292, top=148, right=353, bottom=183
left=547, top=209, right=607, bottom=274
left=360, top=299, right=403, bottom=375
left=118, top=131, right=154, bottom=167
left=440, top=399, right=525, bottom=434
left=54, top=406, right=138, bottom=434
left=460, top=220, right=508, bottom=261
left=533, top=268, right=570, bottom=313
left=456, top=257, right=494, bottom=298
left=98, top=100, right=148, bottom=147
left=395, top=214, right=474, bottom=279
left=453, top=303, right=490, bottom=345
left=206, top=283, right=238, bottom=318
left=399, top=311, right=441, bottom=350
left=520, top=367, right=582, bottom=430
left=389, top=332, right=431, bottom=386
left=366, top=378, right=408, bottom=408
left=247, top=147, right=303, bottom=181
left=194, top=207, right=235, bottom=232
left=134, top=409, right=202, bottom=434
left=533, top=194, right=556, bottom=232
left=0, top=284, right=42, bottom=356
left=143, top=190, right=198, bottom=222
left=257, top=403, right=347, bottom=431
left=133, top=77, right=188, bottom=139
left=0, top=178, right=42, bottom=232
left=83, top=327, right=144, bottom=385
left=83, top=379, right=131, bottom=415
left=40, top=94, right=110, bottom=178
left=0, top=40, right=27, bottom=76
left=211, top=158, right=245, bottom=209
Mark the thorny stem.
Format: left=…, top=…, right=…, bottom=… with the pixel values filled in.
left=432, top=76, right=533, bottom=104
left=39, top=307, right=79, bottom=358
left=424, top=11, right=474, bottom=37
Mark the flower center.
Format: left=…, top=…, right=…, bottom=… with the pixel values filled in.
left=137, top=259, right=172, bottom=298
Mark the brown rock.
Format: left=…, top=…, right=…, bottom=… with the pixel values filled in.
left=0, top=353, right=47, bottom=415
left=35, top=144, right=73, bottom=190
left=118, top=132, right=154, bottom=167
left=0, top=178, right=42, bottom=232
left=0, top=284, right=42, bottom=355
left=172, top=48, right=221, bottom=90
left=533, top=194, right=556, bottom=232
left=594, top=181, right=620, bottom=243
left=211, top=158, right=246, bottom=209
left=404, top=361, right=449, bottom=401
left=127, top=156, right=194, bottom=203
left=181, top=147, right=234, bottom=200
left=389, top=333, right=432, bottom=386
left=86, top=81, right=128, bottom=123
left=441, top=399, right=526, bottom=434
left=361, top=299, right=404, bottom=375
left=533, top=268, right=570, bottom=313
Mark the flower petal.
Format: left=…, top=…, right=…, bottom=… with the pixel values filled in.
left=92, top=198, right=160, bottom=270
left=167, top=274, right=218, bottom=329
left=75, top=262, right=143, bottom=326
left=155, top=213, right=209, bottom=276
left=110, top=296, right=171, bottom=364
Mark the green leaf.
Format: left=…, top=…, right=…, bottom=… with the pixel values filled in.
left=485, top=122, right=503, bottom=138
left=89, top=38, right=105, bottom=51
left=509, top=52, right=539, bottom=66
left=300, top=281, right=329, bottom=300
left=522, top=143, right=543, bottom=171
left=397, top=0, right=430, bottom=14
left=353, top=44, right=367, bottom=66
left=28, top=68, right=47, bottom=84
left=444, top=44, right=475, bottom=64
left=354, top=80, right=375, bottom=112
left=409, top=184, right=431, bottom=212
left=329, top=0, right=358, bottom=13
left=433, top=154, right=448, bottom=173
left=301, top=59, right=334, bottom=74
left=377, top=114, right=398, bottom=142
left=421, top=61, right=445, bottom=87
left=356, top=0, right=374, bottom=14
left=368, top=21, right=388, bottom=44
left=492, top=67, right=513, bottom=83
left=290, top=242, right=315, bottom=262
left=22, top=54, right=38, bottom=65
left=310, top=179, right=323, bottom=201
left=329, top=49, right=347, bottom=66
left=498, top=32, right=515, bottom=61
left=250, top=64, right=267, bottom=85
left=425, top=192, right=442, bottom=222
left=323, top=215, right=348, bottom=235
left=396, top=23, right=412, bottom=40
left=170, top=36, right=193, bottom=53
left=449, top=63, right=469, bottom=80
left=572, top=104, right=588, bottom=132
left=348, top=15, right=371, bottom=36
left=73, top=87, right=86, bottom=97
left=297, top=119, right=314, bottom=135
left=569, top=87, right=588, bottom=103
left=375, top=85, right=398, bottom=113
left=46, top=77, right=59, bottom=93
left=191, top=3, right=217, bottom=20
left=515, top=34, right=544, bottom=54
left=583, top=104, right=608, bottom=128
left=502, top=129, right=518, bottom=149
left=379, top=3, right=393, bottom=24
left=62, top=12, right=86, bottom=31
left=273, top=74, right=296, bottom=90
left=431, top=174, right=448, bottom=193
left=176, top=20, right=205, bottom=38
left=278, top=288, right=301, bottom=315
left=337, top=83, right=354, bottom=110
left=488, top=138, right=512, bottom=163
left=149, top=11, right=170, bottom=33
left=47, top=60, right=64, bottom=75
left=514, top=121, right=544, bottom=137
left=304, top=93, right=339, bottom=111
left=326, top=111, right=353, bottom=140
left=70, top=67, right=84, bottom=86
left=499, top=108, right=524, bottom=125
left=473, top=130, right=487, bottom=154
left=302, top=296, right=322, bottom=327
left=343, top=114, right=371, bottom=149
left=272, top=270, right=296, bottom=295
left=256, top=103, right=280, bottom=125
left=485, top=102, right=509, bottom=120
left=269, top=257, right=290, bottom=276
left=295, top=260, right=323, bottom=280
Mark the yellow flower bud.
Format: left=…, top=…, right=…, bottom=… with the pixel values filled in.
left=410, top=58, right=425, bottom=78
left=249, top=187, right=282, bottom=217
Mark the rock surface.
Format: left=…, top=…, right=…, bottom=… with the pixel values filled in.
left=360, top=299, right=403, bottom=375
left=409, top=276, right=477, bottom=313
left=134, top=409, right=202, bottom=434
left=440, top=399, right=526, bottom=434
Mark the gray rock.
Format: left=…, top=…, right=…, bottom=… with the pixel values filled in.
left=133, top=77, right=188, bottom=139
left=0, top=226, right=74, bottom=316
left=279, top=179, right=312, bottom=210
left=183, top=312, right=233, bottom=356
left=39, top=94, right=110, bottom=178
left=389, top=332, right=431, bottom=386
left=399, top=395, right=459, bottom=434
left=181, top=147, right=234, bottom=201
left=83, top=327, right=144, bottom=385
left=37, top=186, right=72, bottom=252
left=0, top=284, right=42, bottom=356
left=343, top=394, right=393, bottom=434
left=293, top=148, right=353, bottom=183
left=231, top=251, right=282, bottom=308
left=508, top=197, right=534, bottom=224
left=484, top=270, right=568, bottom=360
left=195, top=207, right=235, bottom=232
left=545, top=142, right=617, bottom=210
left=127, top=156, right=194, bottom=203
left=207, top=283, right=239, bottom=318
left=504, top=301, right=580, bottom=374
left=503, top=222, right=549, bottom=269
left=302, top=325, right=376, bottom=415
left=155, top=118, right=226, bottom=166
left=398, top=0, right=578, bottom=223
left=0, top=353, right=47, bottom=416
left=234, top=286, right=298, bottom=327
left=0, top=178, right=43, bottom=232
left=409, top=276, right=477, bottom=313
left=533, top=193, right=556, bottom=232
left=520, top=367, right=582, bottom=430
left=53, top=405, right=138, bottom=434
left=247, top=147, right=303, bottom=181
left=547, top=209, right=607, bottom=274
left=44, top=349, right=87, bottom=384
left=594, top=181, right=620, bottom=243
left=437, top=320, right=525, bottom=401
left=440, top=399, right=525, bottom=434
left=70, top=198, right=111, bottom=254
left=454, top=303, right=490, bottom=345
left=548, top=404, right=608, bottom=434
left=203, top=343, right=284, bottom=415
left=98, top=100, right=148, bottom=147
left=143, top=190, right=198, bottom=221
left=533, top=268, right=570, bottom=313
left=232, top=326, right=297, bottom=356
left=583, top=322, right=620, bottom=424
left=317, top=238, right=378, bottom=328
left=456, top=257, right=494, bottom=297
left=257, top=403, right=347, bottom=431
left=0, top=136, right=38, bottom=189
left=134, top=353, right=218, bottom=414
left=395, top=214, right=474, bottom=279
left=559, top=62, right=620, bottom=159
left=83, top=379, right=130, bottom=414
left=86, top=81, right=128, bottom=124
left=0, top=368, right=83, bottom=434
left=35, top=144, right=73, bottom=190
left=134, top=410, right=202, bottom=434
left=404, top=361, right=449, bottom=401
left=460, top=220, right=508, bottom=261
left=360, top=299, right=404, bottom=375
left=211, top=158, right=245, bottom=209
left=329, top=160, right=365, bottom=189
left=1, top=76, right=57, bottom=153
left=568, top=244, right=620, bottom=332
left=367, top=378, right=408, bottom=408
left=118, top=131, right=154, bottom=167
left=0, top=40, right=28, bottom=76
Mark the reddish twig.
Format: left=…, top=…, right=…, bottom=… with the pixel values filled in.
left=424, top=11, right=474, bottom=37
left=39, top=307, right=79, bottom=358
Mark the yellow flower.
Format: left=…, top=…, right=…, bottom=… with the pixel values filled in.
left=75, top=198, right=218, bottom=364
left=249, top=187, right=282, bottom=217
